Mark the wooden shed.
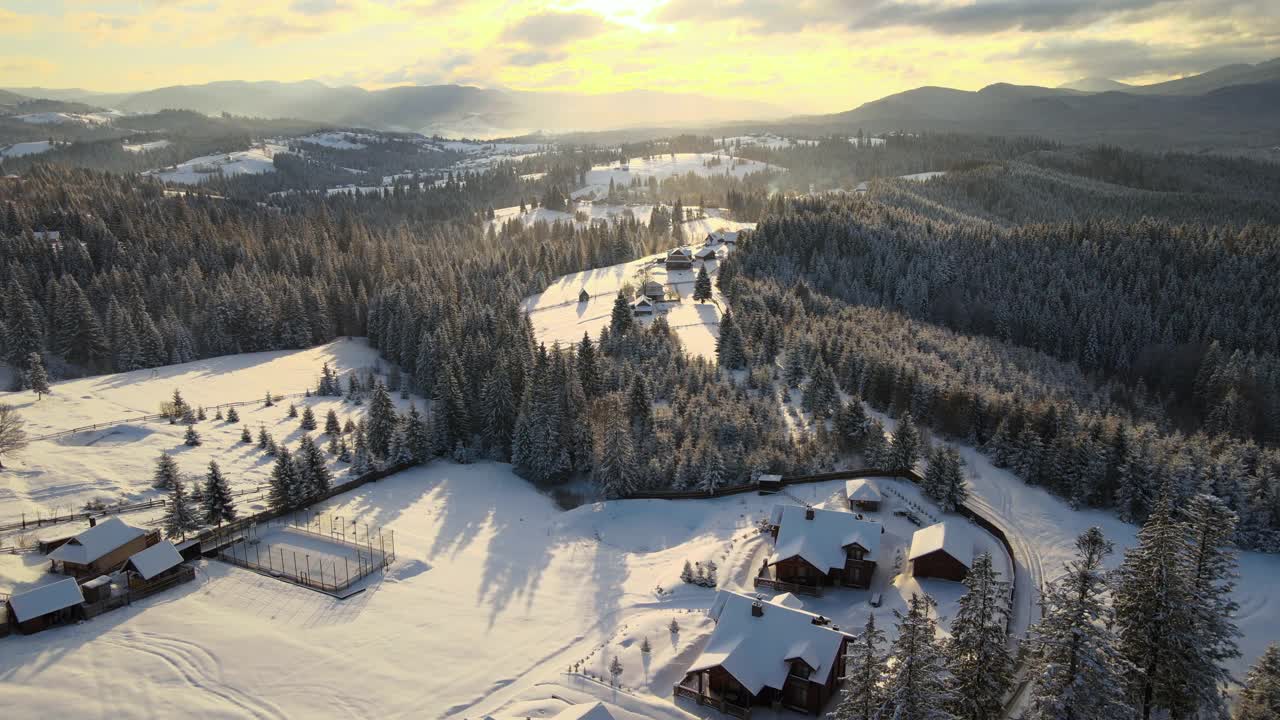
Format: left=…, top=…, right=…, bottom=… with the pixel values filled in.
left=845, top=479, right=883, bottom=512
left=5, top=578, right=85, bottom=635
left=124, top=540, right=185, bottom=589
left=49, top=517, right=158, bottom=578
left=909, top=521, right=973, bottom=582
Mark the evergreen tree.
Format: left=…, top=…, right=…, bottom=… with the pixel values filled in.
left=693, top=266, right=713, bottom=302
left=610, top=291, right=633, bottom=335
left=1183, top=493, right=1242, bottom=711
left=924, top=445, right=969, bottom=512
left=716, top=310, right=746, bottom=369
left=576, top=333, right=600, bottom=398
left=1235, top=644, right=1280, bottom=720
left=402, top=404, right=431, bottom=463
left=268, top=447, right=300, bottom=511
left=324, top=409, right=341, bottom=436
left=240, top=425, right=252, bottom=443
left=287, top=403, right=298, bottom=419
left=226, top=406, right=239, bottom=423
left=1026, top=527, right=1133, bottom=720
left=945, top=552, right=1013, bottom=720
left=299, top=405, right=317, bottom=431
left=183, top=424, right=202, bottom=447
left=25, top=353, right=49, bottom=399
left=152, top=452, right=180, bottom=490
left=594, top=395, right=636, bottom=498
left=162, top=480, right=199, bottom=539
left=831, top=613, right=888, bottom=720
left=366, top=381, right=396, bottom=459
left=295, top=434, right=331, bottom=497
left=201, top=460, right=236, bottom=524
left=863, top=419, right=890, bottom=468
left=480, top=365, right=516, bottom=459
left=889, top=413, right=923, bottom=471
left=884, top=593, right=954, bottom=720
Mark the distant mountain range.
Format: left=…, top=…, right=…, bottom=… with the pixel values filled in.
left=1, top=80, right=785, bottom=136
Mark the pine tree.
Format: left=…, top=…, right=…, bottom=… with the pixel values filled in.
left=287, top=403, right=298, bottom=419
left=402, top=404, right=431, bottom=463
left=295, top=434, right=331, bottom=498
left=924, top=445, right=969, bottom=512
left=201, top=460, right=236, bottom=524
left=1183, top=493, right=1242, bottom=711
left=152, top=452, right=180, bottom=490
left=1235, top=644, right=1280, bottom=720
left=25, top=353, right=49, bottom=399
left=264, top=390, right=274, bottom=407
left=693, top=265, right=713, bottom=302
left=716, top=310, right=746, bottom=369
left=183, top=424, right=201, bottom=446
left=594, top=397, right=636, bottom=498
left=680, top=560, right=694, bottom=584
left=268, top=447, right=300, bottom=511
left=884, top=593, right=954, bottom=720
left=366, top=381, right=396, bottom=459
left=889, top=413, right=923, bottom=472
left=863, top=419, right=890, bottom=468
left=831, top=613, right=888, bottom=720
left=480, top=365, right=516, bottom=459
left=609, top=655, right=623, bottom=686
left=240, top=425, right=252, bottom=443
left=1113, top=479, right=1203, bottom=720
left=226, top=406, right=239, bottom=423
left=299, top=405, right=317, bottom=431
left=1026, top=527, right=1133, bottom=720
left=946, top=552, right=1013, bottom=720
left=609, top=291, right=633, bottom=335
left=577, top=333, right=600, bottom=398
left=324, top=409, right=341, bottom=436
left=162, top=480, right=199, bottom=539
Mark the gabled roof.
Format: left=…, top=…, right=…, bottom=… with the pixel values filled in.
left=846, top=478, right=883, bottom=502
left=631, top=296, right=654, bottom=309
left=769, top=505, right=882, bottom=572
left=126, top=540, right=183, bottom=581
left=770, top=592, right=805, bottom=610
left=48, top=517, right=148, bottom=566
left=552, top=701, right=633, bottom=720
left=695, top=246, right=717, bottom=259
left=691, top=590, right=851, bottom=696
left=667, top=247, right=691, bottom=258
left=909, top=521, right=974, bottom=567
left=6, top=578, right=84, bottom=623
left=643, top=280, right=664, bottom=294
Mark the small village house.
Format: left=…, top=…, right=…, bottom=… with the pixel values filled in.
left=909, top=521, right=973, bottom=582
left=845, top=478, right=882, bottom=511
left=552, top=700, right=637, bottom=720
left=578, top=288, right=590, bottom=303
left=48, top=517, right=158, bottom=578
left=631, top=296, right=655, bottom=315
left=5, top=578, right=85, bottom=635
left=676, top=591, right=853, bottom=716
left=694, top=245, right=717, bottom=261
left=757, top=505, right=881, bottom=591
left=665, top=247, right=693, bottom=269
left=642, top=280, right=665, bottom=301
left=124, top=540, right=186, bottom=590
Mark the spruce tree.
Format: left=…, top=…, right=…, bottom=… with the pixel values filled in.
left=295, top=434, right=331, bottom=497
left=594, top=397, right=636, bottom=498
left=152, top=452, right=180, bottom=490
left=183, top=424, right=201, bottom=446
left=693, top=266, right=713, bottom=302
left=1183, top=493, right=1241, bottom=711
left=1026, top=527, right=1132, bottom=720
left=1236, top=644, right=1280, bottom=720
left=945, top=552, right=1013, bottom=720
left=268, top=447, right=300, bottom=511
left=226, top=406, right=239, bottom=423
left=884, top=593, right=954, bottom=720
left=576, top=333, right=599, bottom=398
left=609, top=291, right=633, bottom=335
left=240, top=425, right=252, bottom=443
left=366, top=381, right=396, bottom=458
left=299, top=405, right=317, bottom=431
left=25, top=353, right=49, bottom=399
left=831, top=613, right=888, bottom=720
left=402, top=404, right=431, bottom=463
left=162, top=480, right=199, bottom=538
left=889, top=413, right=923, bottom=471
left=480, top=365, right=516, bottom=459
left=287, top=403, right=298, bottom=419
left=201, top=459, right=236, bottom=524
left=324, top=409, right=341, bottom=436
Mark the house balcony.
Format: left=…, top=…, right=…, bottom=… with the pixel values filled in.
left=674, top=682, right=752, bottom=719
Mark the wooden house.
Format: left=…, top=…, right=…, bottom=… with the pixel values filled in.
left=48, top=517, right=158, bottom=578
left=578, top=288, right=590, bottom=303
left=758, top=505, right=881, bottom=590
left=694, top=245, right=718, bottom=261
left=665, top=247, right=693, bottom=269
left=632, top=297, right=655, bottom=315
left=5, top=578, right=85, bottom=635
left=642, top=280, right=665, bottom=301
left=845, top=478, right=882, bottom=511
left=909, top=521, right=973, bottom=582
left=551, top=701, right=633, bottom=720
left=676, top=591, right=852, bottom=716
left=124, top=540, right=185, bottom=589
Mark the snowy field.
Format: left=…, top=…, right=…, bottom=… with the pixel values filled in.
left=293, top=131, right=373, bottom=150
left=0, top=140, right=54, bottom=158
left=520, top=216, right=753, bottom=359
left=572, top=153, right=775, bottom=199
left=899, top=171, right=947, bottom=181
left=122, top=139, right=171, bottom=153
left=0, top=339, right=394, bottom=530
left=146, top=144, right=286, bottom=185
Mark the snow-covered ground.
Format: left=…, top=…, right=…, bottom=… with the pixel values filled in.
left=520, top=214, right=753, bottom=359
left=0, top=140, right=55, bottom=158
left=715, top=134, right=819, bottom=151
left=572, top=153, right=775, bottom=200
left=293, top=131, right=372, bottom=150
left=146, top=144, right=286, bottom=185
left=122, top=139, right=171, bottom=153
left=0, top=339, right=388, bottom=527
left=9, top=110, right=119, bottom=126
left=899, top=171, right=947, bottom=181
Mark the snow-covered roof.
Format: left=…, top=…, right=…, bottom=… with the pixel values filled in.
left=692, top=590, right=851, bottom=695
left=643, top=280, right=664, bottom=294
left=6, top=578, right=85, bottom=623
left=667, top=247, right=691, bottom=259
left=81, top=575, right=112, bottom=590
left=770, top=592, right=805, bottom=610
left=632, top=297, right=654, bottom=309
left=909, top=521, right=973, bottom=567
left=552, top=701, right=629, bottom=720
left=769, top=505, right=882, bottom=572
left=126, top=540, right=183, bottom=580
left=695, top=246, right=717, bottom=259
left=846, top=478, right=883, bottom=502
left=48, top=518, right=149, bottom=565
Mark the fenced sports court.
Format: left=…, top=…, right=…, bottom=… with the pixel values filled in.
left=212, top=511, right=395, bottom=597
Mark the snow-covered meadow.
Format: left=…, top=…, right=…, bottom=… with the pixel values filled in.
left=145, top=144, right=286, bottom=184
left=572, top=153, right=775, bottom=200
left=0, top=140, right=55, bottom=158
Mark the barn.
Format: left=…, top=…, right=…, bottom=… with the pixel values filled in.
left=5, top=578, right=85, bottom=635
left=909, top=521, right=973, bottom=582
left=845, top=478, right=882, bottom=511
left=675, top=590, right=852, bottom=715
left=48, top=517, right=158, bottom=578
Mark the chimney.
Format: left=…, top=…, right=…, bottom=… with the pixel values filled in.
left=805, top=507, right=815, bottom=520
left=89, top=517, right=96, bottom=528
left=751, top=600, right=764, bottom=617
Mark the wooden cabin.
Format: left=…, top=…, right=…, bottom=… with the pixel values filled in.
left=5, top=578, right=85, bottom=635
left=642, top=280, right=665, bottom=301
left=909, top=521, right=973, bottom=582
left=632, top=296, right=655, bottom=315
left=845, top=478, right=883, bottom=511
left=759, top=505, right=880, bottom=590
left=665, top=247, right=693, bottom=269
left=578, top=288, right=590, bottom=303
left=48, top=517, right=158, bottom=578
left=694, top=245, right=718, bottom=261
left=676, top=591, right=852, bottom=716
left=124, top=540, right=185, bottom=590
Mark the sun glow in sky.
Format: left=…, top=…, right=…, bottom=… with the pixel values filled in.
left=1, top=0, right=1277, bottom=112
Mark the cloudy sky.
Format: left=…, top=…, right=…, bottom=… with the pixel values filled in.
left=2, top=0, right=1277, bottom=112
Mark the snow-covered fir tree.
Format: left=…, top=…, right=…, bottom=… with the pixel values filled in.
left=366, top=381, right=396, bottom=459
left=945, top=552, right=1013, bottom=720
left=295, top=434, right=331, bottom=498
left=402, top=404, right=431, bottom=464
left=888, top=413, right=923, bottom=472
left=324, top=409, right=341, bottom=436
left=162, top=480, right=199, bottom=539
left=225, top=406, right=239, bottom=423
left=25, top=353, right=49, bottom=398
left=1235, top=644, right=1280, bottom=720
left=240, top=425, right=251, bottom=443
left=1183, top=492, right=1242, bottom=713
left=693, top=265, right=713, bottom=302
left=594, top=395, right=636, bottom=498
left=609, top=291, right=633, bottom=335
left=268, top=447, right=301, bottom=511
left=299, top=405, right=317, bottom=431
left=480, top=365, right=516, bottom=459
left=924, top=444, right=968, bottom=512
left=201, top=459, right=236, bottom=524
left=183, top=424, right=201, bottom=446
left=1025, top=527, right=1132, bottom=720
left=884, top=593, right=954, bottom=720
left=830, top=613, right=888, bottom=720
left=153, top=452, right=180, bottom=490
